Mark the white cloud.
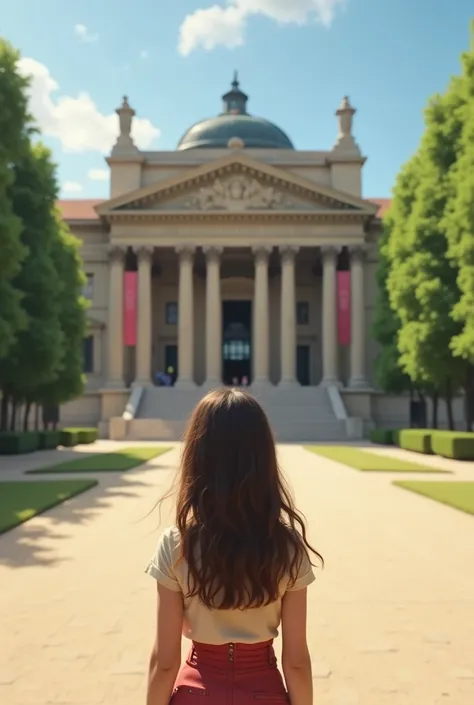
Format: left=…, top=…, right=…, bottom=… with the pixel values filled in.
left=74, top=24, right=99, bottom=43
left=88, top=168, right=109, bottom=181
left=178, top=0, right=347, bottom=55
left=62, top=181, right=83, bottom=194
left=18, top=57, right=161, bottom=154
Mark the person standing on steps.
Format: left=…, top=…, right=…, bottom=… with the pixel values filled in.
left=145, top=388, right=323, bottom=705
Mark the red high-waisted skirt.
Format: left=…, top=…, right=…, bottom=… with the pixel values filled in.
left=170, top=640, right=289, bottom=705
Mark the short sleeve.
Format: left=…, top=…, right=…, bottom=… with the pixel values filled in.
left=145, top=527, right=182, bottom=592
left=286, top=551, right=316, bottom=592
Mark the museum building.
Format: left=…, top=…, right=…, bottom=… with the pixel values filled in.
left=57, top=76, right=432, bottom=441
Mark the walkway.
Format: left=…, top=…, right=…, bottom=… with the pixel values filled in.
left=0, top=442, right=473, bottom=705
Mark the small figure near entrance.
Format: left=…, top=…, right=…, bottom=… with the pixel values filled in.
left=145, top=388, right=322, bottom=705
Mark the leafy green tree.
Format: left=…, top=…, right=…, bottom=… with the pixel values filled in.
left=0, top=143, right=64, bottom=428
left=0, top=40, right=30, bottom=364
left=372, top=215, right=411, bottom=395
left=443, top=26, right=474, bottom=428
left=386, top=89, right=465, bottom=429
left=36, top=218, right=88, bottom=418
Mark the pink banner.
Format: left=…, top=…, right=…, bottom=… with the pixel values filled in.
left=337, top=271, right=351, bottom=346
left=123, top=272, right=137, bottom=346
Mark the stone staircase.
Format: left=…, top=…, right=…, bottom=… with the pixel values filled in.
left=125, top=385, right=351, bottom=442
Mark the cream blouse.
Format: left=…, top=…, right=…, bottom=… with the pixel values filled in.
left=145, top=526, right=315, bottom=645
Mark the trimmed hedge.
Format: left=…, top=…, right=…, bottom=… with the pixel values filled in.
left=59, top=427, right=98, bottom=447
left=431, top=431, right=474, bottom=460
left=38, top=430, right=61, bottom=450
left=76, top=427, right=98, bottom=444
left=398, top=429, right=433, bottom=455
left=0, top=431, right=40, bottom=455
left=369, top=429, right=399, bottom=445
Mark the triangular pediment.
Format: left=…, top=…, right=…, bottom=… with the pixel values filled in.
left=96, top=153, right=378, bottom=218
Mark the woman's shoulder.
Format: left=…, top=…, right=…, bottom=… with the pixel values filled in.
left=159, top=525, right=181, bottom=551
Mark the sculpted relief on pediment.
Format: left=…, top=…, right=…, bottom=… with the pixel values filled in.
left=187, top=176, right=292, bottom=212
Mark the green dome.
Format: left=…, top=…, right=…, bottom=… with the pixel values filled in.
left=177, top=74, right=294, bottom=151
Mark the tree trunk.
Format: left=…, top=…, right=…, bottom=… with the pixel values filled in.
left=431, top=392, right=439, bottom=429
left=34, top=404, right=40, bottom=431
left=464, top=366, right=474, bottom=431
left=0, top=394, right=9, bottom=432
left=23, top=402, right=32, bottom=432
left=10, top=401, right=17, bottom=431
left=445, top=379, right=454, bottom=431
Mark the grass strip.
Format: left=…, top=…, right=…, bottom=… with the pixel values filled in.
left=305, top=446, right=450, bottom=473
left=27, top=446, right=172, bottom=474
left=0, top=480, right=98, bottom=534
left=393, top=481, right=474, bottom=516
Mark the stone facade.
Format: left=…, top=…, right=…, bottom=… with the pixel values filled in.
left=59, top=89, right=463, bottom=438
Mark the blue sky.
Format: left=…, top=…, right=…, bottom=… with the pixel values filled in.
left=0, top=0, right=472, bottom=199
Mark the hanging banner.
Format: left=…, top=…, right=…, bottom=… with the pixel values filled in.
left=123, top=272, right=137, bottom=346
left=337, top=271, right=351, bottom=346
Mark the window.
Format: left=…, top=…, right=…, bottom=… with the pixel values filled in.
left=83, top=336, right=94, bottom=373
left=296, top=302, right=310, bottom=326
left=82, top=273, right=94, bottom=301
left=165, top=302, right=178, bottom=325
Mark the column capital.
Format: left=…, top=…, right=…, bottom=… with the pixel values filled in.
left=252, top=245, right=272, bottom=263
left=136, top=245, right=154, bottom=263
left=279, top=245, right=299, bottom=263
left=203, top=246, right=223, bottom=263
left=108, top=244, right=127, bottom=263
left=320, top=245, right=341, bottom=262
left=175, top=245, right=195, bottom=263
left=348, top=244, right=367, bottom=262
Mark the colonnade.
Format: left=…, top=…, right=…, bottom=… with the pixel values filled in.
left=105, top=245, right=368, bottom=389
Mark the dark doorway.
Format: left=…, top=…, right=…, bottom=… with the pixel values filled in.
left=222, top=301, right=252, bottom=385
left=165, top=345, right=178, bottom=385
left=297, top=345, right=310, bottom=386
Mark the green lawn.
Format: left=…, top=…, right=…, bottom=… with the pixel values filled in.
left=305, top=446, right=450, bottom=473
left=27, top=446, right=172, bottom=474
left=0, top=480, right=98, bottom=534
left=394, top=481, right=474, bottom=516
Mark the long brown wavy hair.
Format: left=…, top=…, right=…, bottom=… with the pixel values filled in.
left=175, top=388, right=323, bottom=610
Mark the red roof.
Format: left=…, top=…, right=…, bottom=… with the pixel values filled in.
left=56, top=198, right=391, bottom=221
left=368, top=198, right=391, bottom=219
left=58, top=199, right=104, bottom=221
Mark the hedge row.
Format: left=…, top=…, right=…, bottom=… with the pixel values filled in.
left=369, top=428, right=474, bottom=460
left=0, top=427, right=98, bottom=455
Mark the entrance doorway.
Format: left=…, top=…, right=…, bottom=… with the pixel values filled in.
left=222, top=301, right=252, bottom=385
left=297, top=345, right=310, bottom=386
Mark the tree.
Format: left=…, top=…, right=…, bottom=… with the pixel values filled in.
left=0, top=39, right=30, bottom=364
left=373, top=158, right=421, bottom=397
left=372, top=216, right=411, bottom=395
left=35, top=218, right=88, bottom=418
left=386, top=88, right=465, bottom=429
left=0, top=143, right=64, bottom=429
left=443, top=25, right=474, bottom=428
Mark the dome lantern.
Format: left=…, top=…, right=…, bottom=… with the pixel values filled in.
left=222, top=71, right=248, bottom=115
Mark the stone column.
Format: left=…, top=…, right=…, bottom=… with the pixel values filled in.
left=175, top=246, right=196, bottom=388
left=204, top=247, right=222, bottom=388
left=106, top=245, right=126, bottom=387
left=135, top=246, right=153, bottom=386
left=349, top=245, right=369, bottom=388
left=279, top=246, right=299, bottom=387
left=252, top=246, right=271, bottom=387
left=321, top=246, right=340, bottom=386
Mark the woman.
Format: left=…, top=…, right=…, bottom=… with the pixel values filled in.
left=145, top=388, right=323, bottom=705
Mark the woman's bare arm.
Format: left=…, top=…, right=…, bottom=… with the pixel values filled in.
left=146, top=583, right=183, bottom=705
left=281, top=588, right=313, bottom=705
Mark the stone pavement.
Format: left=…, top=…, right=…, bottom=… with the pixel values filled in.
left=0, top=441, right=473, bottom=705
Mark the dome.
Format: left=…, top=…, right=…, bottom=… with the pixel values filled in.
left=177, top=73, right=294, bottom=151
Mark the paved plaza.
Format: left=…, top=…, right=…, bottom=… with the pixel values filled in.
left=0, top=442, right=473, bottom=705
